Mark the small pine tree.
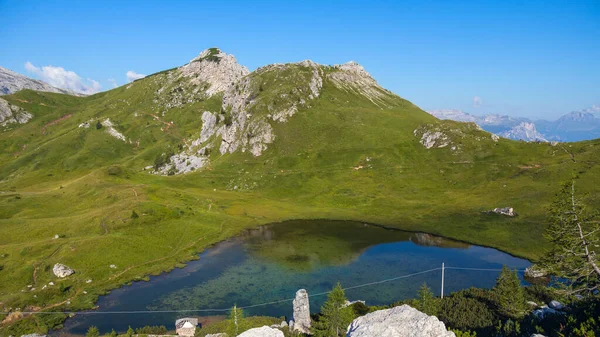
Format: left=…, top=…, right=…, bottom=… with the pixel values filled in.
left=311, top=283, right=355, bottom=337
left=417, top=282, right=439, bottom=316
left=86, top=326, right=100, bottom=337
left=96, top=121, right=103, bottom=129
left=493, top=266, right=526, bottom=318
left=126, top=326, right=134, bottom=337
left=131, top=210, right=139, bottom=219
left=226, top=305, right=249, bottom=336
left=109, top=329, right=117, bottom=337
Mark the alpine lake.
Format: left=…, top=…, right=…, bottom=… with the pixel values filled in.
left=58, top=220, right=530, bottom=335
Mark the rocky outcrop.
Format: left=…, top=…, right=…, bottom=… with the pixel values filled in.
left=237, top=326, right=284, bottom=337
left=293, top=289, right=311, bottom=334
left=346, top=305, right=455, bottom=337
left=490, top=207, right=516, bottom=217
left=524, top=266, right=547, bottom=278
left=414, top=128, right=451, bottom=149
left=548, top=300, right=564, bottom=310
left=101, top=118, right=127, bottom=142
left=52, top=263, right=74, bottom=278
left=180, top=48, right=249, bottom=97
left=329, top=61, right=389, bottom=106
left=0, top=98, right=33, bottom=127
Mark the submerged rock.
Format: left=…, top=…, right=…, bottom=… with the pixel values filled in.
left=293, top=289, right=311, bottom=333
left=237, top=326, right=284, bottom=337
left=346, top=305, right=455, bottom=337
left=52, top=263, right=74, bottom=278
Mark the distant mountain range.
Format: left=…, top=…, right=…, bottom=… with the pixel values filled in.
left=0, top=66, right=79, bottom=96
left=428, top=106, right=600, bottom=142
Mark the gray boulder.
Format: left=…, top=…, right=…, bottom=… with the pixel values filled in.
left=548, top=300, right=564, bottom=310
left=346, top=305, right=455, bottom=337
left=52, top=263, right=74, bottom=278
left=491, top=207, right=516, bottom=216
left=237, top=326, right=284, bottom=337
left=293, top=289, right=311, bottom=333
left=524, top=266, right=547, bottom=278
left=533, top=305, right=563, bottom=320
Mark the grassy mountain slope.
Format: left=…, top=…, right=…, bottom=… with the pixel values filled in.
left=1, top=50, right=599, bottom=334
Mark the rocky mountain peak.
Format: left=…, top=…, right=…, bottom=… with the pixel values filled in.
left=329, top=61, right=389, bottom=105
left=180, top=47, right=249, bottom=97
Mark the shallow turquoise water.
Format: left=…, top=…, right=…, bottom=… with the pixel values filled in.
left=59, top=220, right=530, bottom=335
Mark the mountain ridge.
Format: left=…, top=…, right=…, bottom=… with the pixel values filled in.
left=0, top=66, right=81, bottom=96
left=428, top=108, right=600, bottom=142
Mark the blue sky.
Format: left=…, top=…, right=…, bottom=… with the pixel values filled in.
left=0, top=0, right=598, bottom=119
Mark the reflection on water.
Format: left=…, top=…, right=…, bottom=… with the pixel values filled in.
left=58, top=220, right=529, bottom=335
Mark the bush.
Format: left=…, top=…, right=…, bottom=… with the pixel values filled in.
left=95, top=121, right=103, bottom=130
left=437, top=288, right=499, bottom=334
left=107, top=166, right=123, bottom=176
left=131, top=210, right=139, bottom=219
left=86, top=326, right=99, bottom=337
left=135, top=325, right=167, bottom=334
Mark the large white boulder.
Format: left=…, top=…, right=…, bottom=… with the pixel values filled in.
left=237, top=326, right=284, bottom=337
left=346, top=305, right=455, bottom=337
left=52, top=263, right=74, bottom=278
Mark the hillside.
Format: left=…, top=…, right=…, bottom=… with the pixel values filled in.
left=0, top=66, right=78, bottom=96
left=1, top=48, right=599, bottom=335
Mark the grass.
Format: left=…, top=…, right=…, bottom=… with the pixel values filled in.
left=0, top=63, right=599, bottom=334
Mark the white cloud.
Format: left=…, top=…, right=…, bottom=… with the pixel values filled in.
left=108, top=78, right=118, bottom=88
left=24, top=61, right=102, bottom=95
left=473, top=96, right=483, bottom=108
left=126, top=70, right=146, bottom=82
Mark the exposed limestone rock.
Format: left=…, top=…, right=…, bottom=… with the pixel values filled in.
left=237, top=326, right=284, bottom=337
left=198, top=111, right=218, bottom=143
left=1, top=65, right=75, bottom=96
left=0, top=98, right=33, bottom=127
left=204, top=334, right=227, bottom=337
left=491, top=133, right=500, bottom=142
left=524, top=266, right=547, bottom=278
left=549, top=300, right=565, bottom=310
left=415, top=129, right=451, bottom=149
left=329, top=61, right=388, bottom=106
left=101, top=118, right=127, bottom=142
left=490, top=207, right=516, bottom=217
left=533, top=305, right=564, bottom=320
left=346, top=305, right=455, bottom=337
left=53, top=263, right=74, bottom=278
left=180, top=48, right=249, bottom=97
left=20, top=334, right=47, bottom=337
left=293, top=289, right=311, bottom=334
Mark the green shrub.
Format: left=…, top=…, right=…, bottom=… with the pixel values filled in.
left=135, top=325, right=167, bottom=334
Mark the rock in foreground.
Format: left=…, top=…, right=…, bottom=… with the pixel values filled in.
left=52, top=263, right=74, bottom=278
left=346, top=305, right=455, bottom=337
left=237, top=326, right=284, bottom=337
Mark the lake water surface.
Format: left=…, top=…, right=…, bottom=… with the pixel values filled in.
left=59, top=220, right=530, bottom=335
